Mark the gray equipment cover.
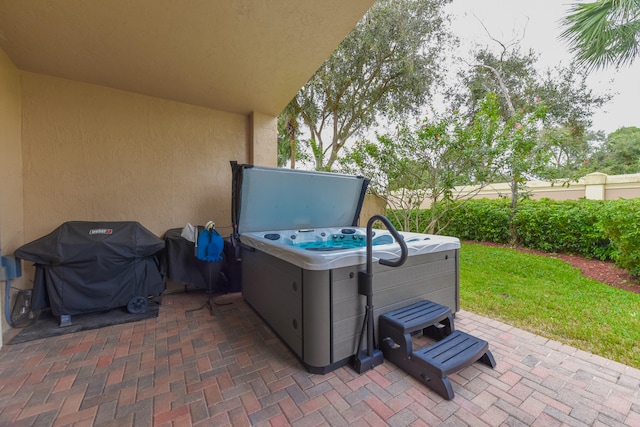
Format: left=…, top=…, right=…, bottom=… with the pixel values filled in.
left=15, top=221, right=165, bottom=316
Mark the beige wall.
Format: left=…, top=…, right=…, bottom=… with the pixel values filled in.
left=0, top=49, right=24, bottom=255
left=0, top=49, right=25, bottom=343
left=417, top=173, right=640, bottom=209
left=249, top=112, right=277, bottom=166
left=360, top=194, right=387, bottom=225
left=20, top=72, right=273, bottom=242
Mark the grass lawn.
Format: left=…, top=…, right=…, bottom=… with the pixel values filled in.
left=460, top=242, right=640, bottom=369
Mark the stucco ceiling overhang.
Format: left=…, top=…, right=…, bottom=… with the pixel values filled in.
left=0, top=0, right=374, bottom=116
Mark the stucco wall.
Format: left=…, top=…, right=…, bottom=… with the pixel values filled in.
left=0, top=49, right=24, bottom=343
left=360, top=194, right=387, bottom=225
left=20, top=73, right=258, bottom=242
left=417, top=174, right=640, bottom=209
left=250, top=112, right=278, bottom=166
left=0, top=50, right=23, bottom=254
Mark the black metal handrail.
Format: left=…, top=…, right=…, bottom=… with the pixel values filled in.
left=353, top=214, right=408, bottom=373
left=367, top=214, right=407, bottom=269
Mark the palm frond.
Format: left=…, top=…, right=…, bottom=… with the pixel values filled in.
left=560, top=0, right=640, bottom=71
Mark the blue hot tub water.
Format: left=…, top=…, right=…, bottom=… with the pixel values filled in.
left=263, top=230, right=398, bottom=251
left=295, top=233, right=395, bottom=251
left=263, top=230, right=430, bottom=251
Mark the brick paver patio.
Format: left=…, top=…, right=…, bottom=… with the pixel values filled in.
left=1, top=291, right=638, bottom=426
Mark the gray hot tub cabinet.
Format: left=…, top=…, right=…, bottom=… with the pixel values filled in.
left=241, top=245, right=459, bottom=373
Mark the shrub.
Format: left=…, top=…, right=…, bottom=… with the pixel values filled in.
left=599, top=199, right=640, bottom=276
left=514, top=199, right=612, bottom=260
left=388, top=197, right=640, bottom=275
left=440, top=199, right=511, bottom=243
left=387, top=199, right=511, bottom=242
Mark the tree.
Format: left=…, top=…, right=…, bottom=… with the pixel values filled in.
left=534, top=63, right=611, bottom=179
left=536, top=64, right=611, bottom=131
left=589, top=126, right=640, bottom=174
left=276, top=103, right=301, bottom=168
left=451, top=42, right=610, bottom=181
left=452, top=47, right=609, bottom=135
left=491, top=99, right=548, bottom=222
left=560, top=0, right=640, bottom=71
left=448, top=46, right=540, bottom=121
left=282, top=0, right=453, bottom=171
left=447, top=41, right=567, bottom=243
left=449, top=46, right=543, bottom=215
left=341, top=93, right=506, bottom=234
left=538, top=126, right=605, bottom=179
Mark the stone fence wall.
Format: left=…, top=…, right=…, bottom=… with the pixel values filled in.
left=362, top=173, right=640, bottom=216
left=416, top=172, right=640, bottom=209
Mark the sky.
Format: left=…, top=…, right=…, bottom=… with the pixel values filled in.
left=446, top=0, right=639, bottom=135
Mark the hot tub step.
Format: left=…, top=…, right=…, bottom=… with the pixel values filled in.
left=380, top=299, right=454, bottom=339
left=412, top=331, right=496, bottom=397
left=379, top=300, right=496, bottom=400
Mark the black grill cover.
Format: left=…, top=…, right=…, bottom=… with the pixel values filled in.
left=15, top=221, right=165, bottom=316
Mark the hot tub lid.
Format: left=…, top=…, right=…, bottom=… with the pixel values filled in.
left=231, top=162, right=369, bottom=235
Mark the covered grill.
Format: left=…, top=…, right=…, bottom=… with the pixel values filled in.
left=15, top=221, right=165, bottom=323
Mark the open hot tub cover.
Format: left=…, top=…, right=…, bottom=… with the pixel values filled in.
left=15, top=221, right=165, bottom=316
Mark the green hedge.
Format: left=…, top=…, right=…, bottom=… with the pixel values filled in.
left=389, top=197, right=640, bottom=276
left=599, top=199, right=640, bottom=276
left=514, top=199, right=612, bottom=260
left=438, top=198, right=511, bottom=243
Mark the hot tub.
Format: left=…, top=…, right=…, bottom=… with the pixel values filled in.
left=231, top=163, right=460, bottom=373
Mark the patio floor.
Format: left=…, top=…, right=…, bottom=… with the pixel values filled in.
left=1, top=290, right=639, bottom=426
